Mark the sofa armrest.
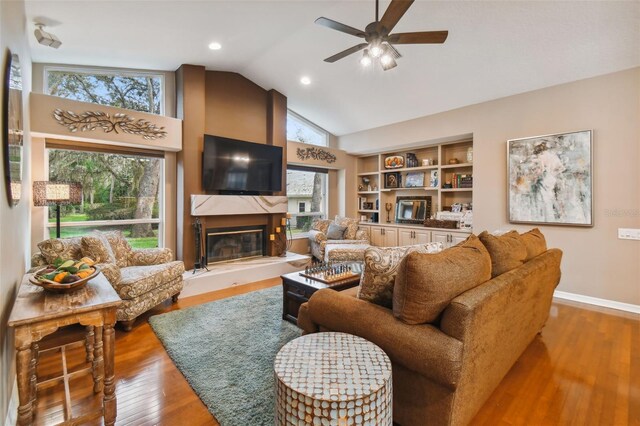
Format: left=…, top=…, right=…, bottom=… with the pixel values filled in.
left=303, top=288, right=463, bottom=389
left=31, top=253, right=47, bottom=268
left=128, top=248, right=174, bottom=266
left=308, top=229, right=327, bottom=244
left=354, top=228, right=370, bottom=242
left=96, top=262, right=121, bottom=285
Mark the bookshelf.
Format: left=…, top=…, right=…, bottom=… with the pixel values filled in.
left=355, top=140, right=473, bottom=224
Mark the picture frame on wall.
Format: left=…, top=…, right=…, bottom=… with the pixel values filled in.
left=384, top=172, right=400, bottom=189
left=507, top=129, right=593, bottom=227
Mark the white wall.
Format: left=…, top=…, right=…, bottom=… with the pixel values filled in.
left=0, top=0, right=32, bottom=422
left=339, top=68, right=640, bottom=306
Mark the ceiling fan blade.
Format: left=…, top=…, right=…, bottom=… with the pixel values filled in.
left=324, top=43, right=368, bottom=63
left=379, top=0, right=414, bottom=34
left=315, top=17, right=366, bottom=38
left=387, top=31, right=449, bottom=44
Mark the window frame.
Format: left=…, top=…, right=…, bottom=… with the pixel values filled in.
left=286, top=165, right=329, bottom=239
left=286, top=109, right=329, bottom=147
left=43, top=65, right=166, bottom=116
left=45, top=146, right=165, bottom=248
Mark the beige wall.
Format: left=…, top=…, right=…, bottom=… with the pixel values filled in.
left=339, top=68, right=640, bottom=306
left=0, top=0, right=32, bottom=422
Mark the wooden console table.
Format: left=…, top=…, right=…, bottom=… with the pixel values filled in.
left=8, top=272, right=121, bottom=426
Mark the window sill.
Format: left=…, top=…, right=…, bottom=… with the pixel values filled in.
left=291, top=233, right=310, bottom=240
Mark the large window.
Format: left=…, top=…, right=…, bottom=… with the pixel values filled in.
left=47, top=148, right=163, bottom=248
left=287, top=167, right=328, bottom=236
left=45, top=67, right=164, bottom=115
left=287, top=110, right=329, bottom=146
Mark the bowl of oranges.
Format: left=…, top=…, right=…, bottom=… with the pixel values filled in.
left=30, top=257, right=99, bottom=293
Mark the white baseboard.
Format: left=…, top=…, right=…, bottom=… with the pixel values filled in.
left=554, top=290, right=640, bottom=314
left=4, top=378, right=18, bottom=426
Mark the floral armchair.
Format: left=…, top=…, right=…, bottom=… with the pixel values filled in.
left=32, top=231, right=184, bottom=331
left=308, top=216, right=370, bottom=261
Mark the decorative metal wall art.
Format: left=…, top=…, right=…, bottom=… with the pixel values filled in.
left=53, top=109, right=167, bottom=140
left=296, top=147, right=336, bottom=164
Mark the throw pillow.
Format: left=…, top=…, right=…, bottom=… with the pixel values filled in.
left=478, top=230, right=527, bottom=277
left=357, top=242, right=443, bottom=308
left=37, top=237, right=83, bottom=264
left=393, top=234, right=492, bottom=324
left=326, top=223, right=347, bottom=240
left=311, top=219, right=331, bottom=235
left=334, top=215, right=359, bottom=240
left=520, top=228, right=547, bottom=261
left=81, top=233, right=117, bottom=265
left=102, top=230, right=132, bottom=267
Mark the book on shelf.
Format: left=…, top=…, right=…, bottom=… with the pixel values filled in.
left=451, top=173, right=473, bottom=189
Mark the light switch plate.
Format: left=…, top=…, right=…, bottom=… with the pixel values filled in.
left=618, top=228, right=640, bottom=240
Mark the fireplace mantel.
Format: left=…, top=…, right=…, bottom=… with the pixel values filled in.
left=191, top=194, right=287, bottom=216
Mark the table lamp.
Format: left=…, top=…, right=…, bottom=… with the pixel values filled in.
left=33, top=181, right=82, bottom=238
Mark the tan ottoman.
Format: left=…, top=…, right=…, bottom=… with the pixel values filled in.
left=324, top=243, right=370, bottom=263
left=274, top=332, right=392, bottom=425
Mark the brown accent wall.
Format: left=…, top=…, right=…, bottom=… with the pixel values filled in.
left=176, top=68, right=287, bottom=267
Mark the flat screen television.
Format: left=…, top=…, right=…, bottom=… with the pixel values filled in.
left=202, top=134, right=283, bottom=193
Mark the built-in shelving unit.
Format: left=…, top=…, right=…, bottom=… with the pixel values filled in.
left=355, top=139, right=473, bottom=224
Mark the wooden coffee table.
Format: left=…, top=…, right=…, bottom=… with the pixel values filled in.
left=281, top=263, right=362, bottom=324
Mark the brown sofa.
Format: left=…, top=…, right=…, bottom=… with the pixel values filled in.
left=32, top=233, right=184, bottom=331
left=298, top=238, right=562, bottom=425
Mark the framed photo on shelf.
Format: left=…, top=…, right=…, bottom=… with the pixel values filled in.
left=405, top=172, right=424, bottom=188
left=507, top=129, right=593, bottom=227
left=362, top=202, right=374, bottom=210
left=429, top=170, right=438, bottom=188
left=384, top=172, right=400, bottom=189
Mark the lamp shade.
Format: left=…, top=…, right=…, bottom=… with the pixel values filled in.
left=33, top=181, right=82, bottom=206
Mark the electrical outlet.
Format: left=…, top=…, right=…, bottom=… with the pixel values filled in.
left=618, top=228, right=640, bottom=240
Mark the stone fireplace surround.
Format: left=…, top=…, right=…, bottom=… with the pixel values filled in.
left=190, top=194, right=288, bottom=263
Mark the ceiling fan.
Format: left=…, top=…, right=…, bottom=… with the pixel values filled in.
left=315, top=0, right=448, bottom=70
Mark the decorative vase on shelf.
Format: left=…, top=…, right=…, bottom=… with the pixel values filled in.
left=466, top=147, right=473, bottom=164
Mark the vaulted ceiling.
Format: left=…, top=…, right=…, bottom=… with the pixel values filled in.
left=25, top=1, right=640, bottom=136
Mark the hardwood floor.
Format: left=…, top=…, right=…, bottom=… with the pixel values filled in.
left=31, top=281, right=639, bottom=426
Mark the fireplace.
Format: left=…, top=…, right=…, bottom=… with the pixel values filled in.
left=206, top=225, right=266, bottom=264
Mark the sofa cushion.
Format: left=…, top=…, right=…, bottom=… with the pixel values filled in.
left=311, top=219, right=331, bottom=235
left=520, top=228, right=547, bottom=261
left=358, top=242, right=443, bottom=308
left=325, top=243, right=370, bottom=263
left=478, top=230, right=527, bottom=277
left=103, top=230, right=132, bottom=267
left=81, top=234, right=117, bottom=265
left=334, top=215, right=359, bottom=240
left=116, top=261, right=185, bottom=299
left=393, top=235, right=492, bottom=325
left=37, top=237, right=83, bottom=264
left=326, top=222, right=347, bottom=240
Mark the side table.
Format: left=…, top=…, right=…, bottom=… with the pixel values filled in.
left=274, top=332, right=392, bottom=425
left=8, top=272, right=121, bottom=426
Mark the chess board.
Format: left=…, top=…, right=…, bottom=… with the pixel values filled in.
left=298, top=271, right=360, bottom=284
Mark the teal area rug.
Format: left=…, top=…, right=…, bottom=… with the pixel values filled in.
left=149, top=286, right=301, bottom=425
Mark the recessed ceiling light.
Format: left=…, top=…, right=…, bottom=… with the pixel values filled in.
left=300, top=76, right=311, bottom=85
left=208, top=42, right=222, bottom=50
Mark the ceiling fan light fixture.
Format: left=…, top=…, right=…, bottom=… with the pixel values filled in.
left=360, top=50, right=372, bottom=67
left=381, top=56, right=397, bottom=71
left=369, top=42, right=383, bottom=58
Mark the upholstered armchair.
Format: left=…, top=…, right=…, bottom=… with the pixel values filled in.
left=32, top=231, right=184, bottom=331
left=308, top=216, right=370, bottom=261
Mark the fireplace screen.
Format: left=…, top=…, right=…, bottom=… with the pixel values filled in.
left=206, top=226, right=266, bottom=264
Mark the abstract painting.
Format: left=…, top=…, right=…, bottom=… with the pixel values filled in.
left=507, top=130, right=592, bottom=226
